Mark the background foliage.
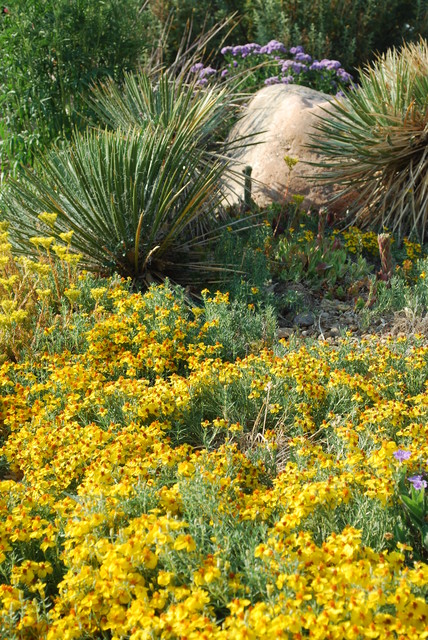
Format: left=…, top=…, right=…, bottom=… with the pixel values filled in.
left=0, top=0, right=161, bottom=174
left=155, top=0, right=428, bottom=72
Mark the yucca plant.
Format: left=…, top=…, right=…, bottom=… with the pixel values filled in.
left=310, top=38, right=428, bottom=243
left=88, top=71, right=242, bottom=235
left=0, top=75, right=239, bottom=283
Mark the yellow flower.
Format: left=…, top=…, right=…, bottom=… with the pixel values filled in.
left=173, top=534, right=196, bottom=552
left=59, top=230, right=74, bottom=244
left=29, top=236, right=55, bottom=250
left=38, top=212, right=58, bottom=228
left=64, top=287, right=81, bottom=303
left=90, top=287, right=107, bottom=302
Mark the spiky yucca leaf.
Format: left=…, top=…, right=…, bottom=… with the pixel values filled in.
left=311, top=38, right=428, bottom=242
left=88, top=71, right=245, bottom=235
left=0, top=121, right=229, bottom=281
left=90, top=71, right=229, bottom=141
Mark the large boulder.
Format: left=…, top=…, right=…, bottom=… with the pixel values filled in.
left=224, top=84, right=346, bottom=211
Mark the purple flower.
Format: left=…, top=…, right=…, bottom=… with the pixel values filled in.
left=232, top=43, right=262, bottom=58
left=393, top=449, right=412, bottom=462
left=190, top=63, right=204, bottom=73
left=294, top=52, right=312, bottom=64
left=221, top=69, right=228, bottom=78
left=221, top=46, right=233, bottom=56
left=289, top=45, right=304, bottom=55
left=260, top=40, right=287, bottom=55
left=281, top=60, right=307, bottom=74
left=408, top=475, right=427, bottom=490
left=281, top=60, right=308, bottom=74
left=281, top=75, right=294, bottom=84
left=319, top=59, right=342, bottom=71
left=264, top=76, right=280, bottom=85
left=199, top=66, right=217, bottom=78
left=336, top=68, right=353, bottom=83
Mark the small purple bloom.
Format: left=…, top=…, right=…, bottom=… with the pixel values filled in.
left=220, top=46, right=233, bottom=56
left=408, top=475, right=427, bottom=490
left=234, top=43, right=262, bottom=58
left=190, top=63, right=204, bottom=73
left=264, top=76, right=280, bottom=85
left=319, top=59, right=341, bottom=71
left=281, top=75, right=294, bottom=84
left=294, top=52, right=312, bottom=64
left=393, top=449, right=412, bottom=462
left=281, top=60, right=307, bottom=74
left=221, top=69, right=228, bottom=78
left=310, top=61, right=323, bottom=71
left=260, top=40, right=287, bottom=55
left=289, top=45, right=304, bottom=55
left=199, top=66, right=217, bottom=78
left=336, top=68, right=353, bottom=83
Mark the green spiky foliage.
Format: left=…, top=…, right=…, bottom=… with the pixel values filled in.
left=88, top=71, right=241, bottom=236
left=0, top=75, right=238, bottom=284
left=311, top=38, right=428, bottom=243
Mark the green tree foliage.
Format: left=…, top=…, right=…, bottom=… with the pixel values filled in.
left=0, top=0, right=160, bottom=173
left=249, top=0, right=428, bottom=72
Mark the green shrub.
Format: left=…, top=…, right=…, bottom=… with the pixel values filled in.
left=249, top=0, right=428, bottom=72
left=0, top=0, right=160, bottom=174
left=148, top=0, right=251, bottom=66
left=310, top=38, right=428, bottom=243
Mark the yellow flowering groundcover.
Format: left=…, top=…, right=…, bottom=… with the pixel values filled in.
left=0, top=281, right=427, bottom=639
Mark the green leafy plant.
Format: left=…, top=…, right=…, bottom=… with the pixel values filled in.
left=1, top=75, right=240, bottom=285
left=311, top=38, right=428, bottom=243
left=271, top=217, right=372, bottom=292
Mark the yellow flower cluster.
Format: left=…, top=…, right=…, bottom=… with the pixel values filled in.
left=0, top=282, right=427, bottom=638
left=403, top=238, right=423, bottom=261
left=0, top=222, right=83, bottom=360
left=342, top=227, right=380, bottom=255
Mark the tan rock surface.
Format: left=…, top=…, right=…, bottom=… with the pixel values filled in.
left=224, top=84, right=346, bottom=211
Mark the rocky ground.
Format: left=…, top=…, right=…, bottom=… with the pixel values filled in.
left=275, top=283, right=428, bottom=343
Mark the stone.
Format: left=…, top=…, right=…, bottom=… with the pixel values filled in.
left=278, top=327, right=293, bottom=339
left=223, top=84, right=351, bottom=212
left=293, top=312, right=315, bottom=328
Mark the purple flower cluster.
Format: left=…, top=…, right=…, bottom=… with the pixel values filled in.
left=281, top=59, right=308, bottom=75
left=221, top=40, right=287, bottom=58
left=294, top=52, right=312, bottom=64
left=255, top=44, right=353, bottom=93
left=190, top=63, right=217, bottom=86
left=260, top=40, right=287, bottom=55
left=264, top=75, right=294, bottom=86
left=192, top=41, right=354, bottom=96
left=221, top=43, right=262, bottom=58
